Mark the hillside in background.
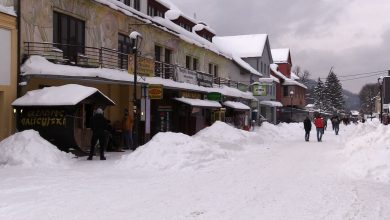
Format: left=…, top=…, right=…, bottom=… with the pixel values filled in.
left=304, top=79, right=360, bottom=111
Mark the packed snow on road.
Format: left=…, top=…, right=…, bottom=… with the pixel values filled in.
left=1, top=120, right=390, bottom=220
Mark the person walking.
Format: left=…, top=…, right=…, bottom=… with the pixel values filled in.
left=122, top=109, right=134, bottom=150
left=88, top=108, right=109, bottom=160
left=303, top=116, right=312, bottom=141
left=314, top=114, right=325, bottom=142
left=332, top=116, right=340, bottom=135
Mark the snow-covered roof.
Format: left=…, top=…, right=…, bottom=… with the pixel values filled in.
left=174, top=97, right=221, bottom=108
left=193, top=23, right=216, bottom=35
left=258, top=76, right=280, bottom=84
left=12, top=84, right=115, bottom=106
left=290, top=71, right=300, bottom=80
left=350, top=110, right=360, bottom=116
left=270, top=64, right=307, bottom=89
left=223, top=101, right=250, bottom=110
left=259, top=101, right=283, bottom=107
left=0, top=5, right=16, bottom=16
left=306, top=104, right=315, bottom=108
left=271, top=48, right=290, bottom=63
left=22, top=56, right=255, bottom=100
left=213, top=34, right=268, bottom=58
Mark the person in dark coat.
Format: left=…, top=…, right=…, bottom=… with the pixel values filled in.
left=332, top=116, right=340, bottom=135
left=88, top=108, right=109, bottom=160
left=303, top=116, right=312, bottom=141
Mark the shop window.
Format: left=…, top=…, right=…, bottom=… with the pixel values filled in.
left=283, top=86, right=289, bottom=97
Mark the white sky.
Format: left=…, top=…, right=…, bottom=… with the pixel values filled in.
left=170, top=0, right=390, bottom=93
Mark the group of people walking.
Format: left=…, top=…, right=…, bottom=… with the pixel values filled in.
left=87, top=108, right=134, bottom=160
left=303, top=113, right=341, bottom=142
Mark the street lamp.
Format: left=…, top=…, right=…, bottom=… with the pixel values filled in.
left=130, top=31, right=143, bottom=149
left=289, top=90, right=294, bottom=122
left=378, top=76, right=384, bottom=123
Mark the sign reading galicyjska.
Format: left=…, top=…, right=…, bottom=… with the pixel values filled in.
left=175, top=66, right=198, bottom=85
left=252, top=83, right=267, bottom=96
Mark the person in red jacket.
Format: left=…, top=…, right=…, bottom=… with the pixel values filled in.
left=314, top=114, right=325, bottom=142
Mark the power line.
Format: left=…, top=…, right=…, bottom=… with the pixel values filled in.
left=339, top=72, right=385, bottom=82
left=319, top=70, right=388, bottom=81
left=337, top=70, right=387, bottom=78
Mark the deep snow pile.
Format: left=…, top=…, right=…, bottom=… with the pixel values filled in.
left=0, top=130, right=74, bottom=168
left=343, top=119, right=390, bottom=183
left=257, top=122, right=303, bottom=142
left=118, top=121, right=256, bottom=170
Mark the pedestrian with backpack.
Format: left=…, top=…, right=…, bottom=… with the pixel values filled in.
left=314, top=113, right=325, bottom=142
left=303, top=116, right=312, bottom=141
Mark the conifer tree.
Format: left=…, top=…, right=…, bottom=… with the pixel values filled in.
left=324, top=71, right=345, bottom=113
left=313, top=78, right=326, bottom=112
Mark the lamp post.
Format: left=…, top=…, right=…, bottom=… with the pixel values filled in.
left=378, top=76, right=384, bottom=123
left=130, top=31, right=143, bottom=149
left=289, top=90, right=294, bottom=122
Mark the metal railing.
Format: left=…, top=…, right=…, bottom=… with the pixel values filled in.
left=155, top=61, right=174, bottom=79
left=24, top=42, right=129, bottom=70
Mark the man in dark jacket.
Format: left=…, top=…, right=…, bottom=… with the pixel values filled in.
left=303, top=116, right=312, bottom=141
left=332, top=116, right=340, bottom=135
left=88, top=108, right=109, bottom=160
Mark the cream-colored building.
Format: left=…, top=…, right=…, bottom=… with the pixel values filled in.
left=0, top=5, right=17, bottom=141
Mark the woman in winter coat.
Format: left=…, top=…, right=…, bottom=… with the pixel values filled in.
left=314, top=114, right=325, bottom=142
left=303, top=116, right=312, bottom=141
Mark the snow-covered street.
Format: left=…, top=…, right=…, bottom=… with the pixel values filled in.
left=1, top=121, right=390, bottom=220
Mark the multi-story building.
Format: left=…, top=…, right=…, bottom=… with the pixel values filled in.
left=15, top=0, right=259, bottom=151
left=0, top=1, right=17, bottom=141
left=271, top=48, right=307, bottom=122
left=214, top=34, right=281, bottom=124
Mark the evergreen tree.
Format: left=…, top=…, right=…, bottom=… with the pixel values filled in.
left=324, top=71, right=345, bottom=113
left=313, top=78, right=325, bottom=112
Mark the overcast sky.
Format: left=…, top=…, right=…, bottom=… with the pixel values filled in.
left=169, top=0, right=390, bottom=93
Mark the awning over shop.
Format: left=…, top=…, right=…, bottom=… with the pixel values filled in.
left=223, top=101, right=250, bottom=110
left=174, top=97, right=222, bottom=108
left=12, top=84, right=115, bottom=106
left=259, top=100, right=283, bottom=107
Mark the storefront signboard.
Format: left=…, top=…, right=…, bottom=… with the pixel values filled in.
left=175, top=66, right=198, bottom=85
left=253, top=83, right=267, bottom=96
left=148, top=84, right=163, bottom=99
left=180, top=91, right=202, bottom=99
left=128, top=55, right=155, bottom=77
left=207, top=92, right=222, bottom=101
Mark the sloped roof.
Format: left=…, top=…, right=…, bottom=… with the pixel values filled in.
left=270, top=64, right=307, bottom=89
left=12, top=84, right=115, bottom=106
left=213, top=34, right=268, bottom=58
left=271, top=48, right=290, bottom=63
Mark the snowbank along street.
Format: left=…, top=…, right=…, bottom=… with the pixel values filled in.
left=1, top=120, right=390, bottom=219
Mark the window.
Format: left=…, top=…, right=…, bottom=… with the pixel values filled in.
left=186, top=56, right=191, bottom=69
left=193, top=58, right=198, bottom=71
left=164, top=48, right=172, bottom=64
left=53, top=11, right=85, bottom=61
left=283, top=86, right=289, bottom=97
left=118, top=34, right=131, bottom=54
left=147, top=5, right=154, bottom=16
left=134, top=0, right=140, bottom=11
left=208, top=63, right=218, bottom=78
left=155, top=45, right=162, bottom=62
left=118, top=34, right=131, bottom=69
left=118, top=0, right=131, bottom=6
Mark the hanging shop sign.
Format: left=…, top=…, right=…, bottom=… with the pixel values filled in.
left=128, top=55, right=155, bottom=77
left=207, top=92, right=222, bottom=101
left=180, top=91, right=202, bottom=99
left=175, top=66, right=198, bottom=85
left=148, top=84, right=163, bottom=99
left=252, top=83, right=267, bottom=96
left=197, top=72, right=213, bottom=87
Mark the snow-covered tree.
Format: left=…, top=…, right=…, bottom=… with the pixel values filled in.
left=313, top=78, right=326, bottom=112
left=324, top=71, right=345, bottom=113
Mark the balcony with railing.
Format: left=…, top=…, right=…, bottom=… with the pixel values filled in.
left=23, top=41, right=250, bottom=91
left=24, top=42, right=129, bottom=70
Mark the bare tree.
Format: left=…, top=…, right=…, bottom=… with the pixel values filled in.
left=358, top=84, right=379, bottom=115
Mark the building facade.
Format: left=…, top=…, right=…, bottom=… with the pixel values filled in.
left=0, top=2, right=17, bottom=141
left=16, top=0, right=256, bottom=150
